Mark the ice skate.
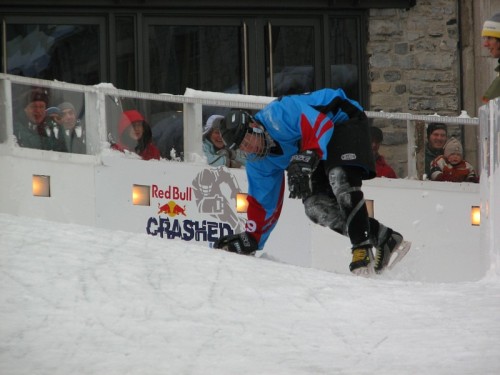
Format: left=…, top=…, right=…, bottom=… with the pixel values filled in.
left=374, top=230, right=411, bottom=274
left=349, top=247, right=374, bottom=277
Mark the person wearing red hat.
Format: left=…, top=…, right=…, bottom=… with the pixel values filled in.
left=482, top=13, right=500, bottom=102
left=111, top=109, right=161, bottom=161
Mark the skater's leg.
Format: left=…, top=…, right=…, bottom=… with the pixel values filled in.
left=328, top=166, right=371, bottom=249
left=328, top=166, right=374, bottom=274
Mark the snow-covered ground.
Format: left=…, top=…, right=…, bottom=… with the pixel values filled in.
left=1, top=212, right=499, bottom=375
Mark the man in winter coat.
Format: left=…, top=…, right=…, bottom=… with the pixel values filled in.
left=213, top=88, right=410, bottom=276
left=424, top=122, right=448, bottom=179
left=112, top=109, right=161, bottom=161
left=13, top=87, right=67, bottom=152
left=58, top=102, right=86, bottom=154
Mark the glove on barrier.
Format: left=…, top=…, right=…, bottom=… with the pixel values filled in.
left=213, top=232, right=258, bottom=255
left=287, top=150, right=319, bottom=199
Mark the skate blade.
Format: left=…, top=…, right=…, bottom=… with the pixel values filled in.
left=351, top=266, right=374, bottom=277
left=387, top=241, right=412, bottom=270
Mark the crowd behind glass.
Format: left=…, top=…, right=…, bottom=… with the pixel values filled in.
left=10, top=83, right=478, bottom=182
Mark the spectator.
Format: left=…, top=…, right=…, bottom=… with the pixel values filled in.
left=58, top=102, right=86, bottom=154
left=481, top=13, right=500, bottom=102
left=13, top=87, right=66, bottom=152
left=370, top=126, right=397, bottom=178
left=425, top=122, right=447, bottom=179
left=203, top=115, right=246, bottom=168
left=430, top=137, right=479, bottom=183
left=112, top=109, right=161, bottom=160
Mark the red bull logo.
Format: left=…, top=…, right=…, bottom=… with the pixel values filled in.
left=157, top=200, right=187, bottom=217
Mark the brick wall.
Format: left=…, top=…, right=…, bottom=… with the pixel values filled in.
left=367, top=0, right=462, bottom=178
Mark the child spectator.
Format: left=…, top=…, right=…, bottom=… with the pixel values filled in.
left=370, top=126, right=397, bottom=178
left=203, top=114, right=246, bottom=168
left=112, top=109, right=161, bottom=160
left=430, top=137, right=478, bottom=183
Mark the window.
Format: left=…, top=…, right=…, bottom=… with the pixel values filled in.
left=147, top=24, right=244, bottom=95
left=4, top=17, right=105, bottom=85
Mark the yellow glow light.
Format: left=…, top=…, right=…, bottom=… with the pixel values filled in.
left=471, top=206, right=480, bottom=226
left=236, top=193, right=249, bottom=213
left=32, top=175, right=50, bottom=197
left=132, top=184, right=151, bottom=206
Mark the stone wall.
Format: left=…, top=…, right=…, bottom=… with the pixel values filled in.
left=367, top=0, right=462, bottom=178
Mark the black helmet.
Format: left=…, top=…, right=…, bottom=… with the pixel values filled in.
left=220, top=110, right=253, bottom=150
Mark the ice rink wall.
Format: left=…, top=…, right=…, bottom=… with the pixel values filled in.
left=0, top=74, right=496, bottom=282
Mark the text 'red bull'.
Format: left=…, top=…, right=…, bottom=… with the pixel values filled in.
left=152, top=185, right=192, bottom=201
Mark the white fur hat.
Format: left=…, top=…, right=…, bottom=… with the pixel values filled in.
left=203, top=115, right=224, bottom=136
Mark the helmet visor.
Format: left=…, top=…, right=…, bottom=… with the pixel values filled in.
left=238, top=126, right=271, bottom=160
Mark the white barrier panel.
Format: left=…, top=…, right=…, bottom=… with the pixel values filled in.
left=479, top=100, right=500, bottom=278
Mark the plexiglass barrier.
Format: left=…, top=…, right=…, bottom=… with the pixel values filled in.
left=0, top=73, right=481, bottom=180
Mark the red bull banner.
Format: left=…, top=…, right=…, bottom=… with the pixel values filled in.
left=146, top=167, right=246, bottom=246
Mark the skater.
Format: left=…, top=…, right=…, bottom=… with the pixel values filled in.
left=213, top=88, right=410, bottom=275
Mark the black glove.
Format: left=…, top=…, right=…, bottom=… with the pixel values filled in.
left=287, top=150, right=319, bottom=199
left=213, top=232, right=258, bottom=255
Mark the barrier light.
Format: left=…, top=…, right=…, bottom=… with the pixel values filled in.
left=365, top=199, right=374, bottom=218
left=32, top=175, right=50, bottom=197
left=236, top=193, right=249, bottom=213
left=132, top=184, right=150, bottom=206
left=471, top=206, right=480, bottom=226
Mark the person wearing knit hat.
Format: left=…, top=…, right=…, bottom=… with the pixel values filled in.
left=424, top=122, right=447, bottom=179
left=443, top=137, right=463, bottom=159
left=58, top=101, right=86, bottom=154
left=202, top=114, right=246, bottom=168
left=429, top=137, right=478, bottom=183
left=482, top=13, right=500, bottom=102
left=12, top=87, right=67, bottom=152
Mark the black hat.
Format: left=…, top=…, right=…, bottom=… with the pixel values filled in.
left=220, top=110, right=253, bottom=150
left=426, top=122, right=447, bottom=138
left=26, top=87, right=49, bottom=107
